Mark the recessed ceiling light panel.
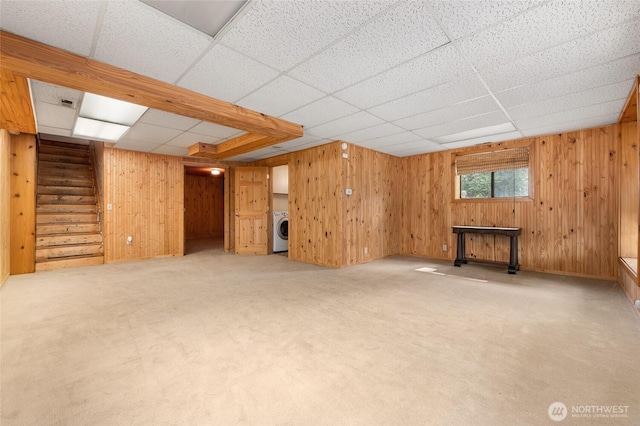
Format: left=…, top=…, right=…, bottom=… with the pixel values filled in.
left=79, top=93, right=148, bottom=126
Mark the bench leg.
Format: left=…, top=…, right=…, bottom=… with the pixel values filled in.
left=454, top=233, right=466, bottom=267
left=508, top=235, right=519, bottom=274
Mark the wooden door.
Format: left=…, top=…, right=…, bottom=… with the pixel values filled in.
left=234, top=167, right=269, bottom=255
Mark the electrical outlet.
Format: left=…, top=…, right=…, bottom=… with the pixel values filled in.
left=442, top=244, right=447, bottom=251
left=127, top=236, right=132, bottom=245
left=107, top=203, right=112, bottom=211
left=364, top=247, right=368, bottom=254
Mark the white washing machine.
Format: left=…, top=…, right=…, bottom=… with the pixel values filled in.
left=273, top=211, right=289, bottom=252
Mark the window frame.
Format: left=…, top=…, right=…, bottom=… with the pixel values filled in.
left=452, top=141, right=534, bottom=203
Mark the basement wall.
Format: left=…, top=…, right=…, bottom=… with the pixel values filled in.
left=184, top=174, right=224, bottom=239
left=401, top=124, right=620, bottom=280
left=102, top=147, right=184, bottom=263
left=0, top=130, right=11, bottom=285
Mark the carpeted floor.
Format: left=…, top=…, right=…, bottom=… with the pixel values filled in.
left=2, top=238, right=639, bottom=425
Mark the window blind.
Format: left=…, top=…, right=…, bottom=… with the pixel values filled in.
left=455, top=147, right=529, bottom=176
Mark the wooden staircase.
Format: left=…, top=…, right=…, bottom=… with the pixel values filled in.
left=36, top=140, right=104, bottom=271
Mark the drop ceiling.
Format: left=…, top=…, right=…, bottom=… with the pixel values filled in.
left=1, top=0, right=638, bottom=162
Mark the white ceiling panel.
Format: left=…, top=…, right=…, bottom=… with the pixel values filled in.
left=114, top=139, right=162, bottom=153
left=414, top=110, right=511, bottom=140
left=482, top=19, right=640, bottom=92
left=369, top=75, right=489, bottom=121
left=429, top=0, right=545, bottom=40
left=281, top=96, right=359, bottom=129
left=277, top=135, right=325, bottom=150
left=520, top=113, right=620, bottom=137
left=496, top=54, right=640, bottom=109
left=358, top=131, right=422, bottom=149
left=334, top=44, right=473, bottom=109
left=139, top=110, right=201, bottom=131
left=94, top=1, right=211, bottom=83
left=237, top=76, right=325, bottom=117
left=507, top=80, right=635, bottom=121
left=376, top=139, right=442, bottom=156
left=459, top=1, right=640, bottom=70
left=34, top=102, right=76, bottom=130
left=439, top=130, right=523, bottom=150
left=124, top=123, right=183, bottom=144
left=289, top=1, right=450, bottom=93
left=29, top=80, right=83, bottom=107
left=189, top=122, right=243, bottom=139
left=38, top=126, right=72, bottom=138
left=306, top=111, right=384, bottom=139
left=0, top=1, right=101, bottom=56
left=151, top=145, right=188, bottom=156
left=220, top=0, right=394, bottom=71
left=166, top=132, right=221, bottom=148
left=178, top=44, right=279, bottom=103
left=394, top=96, right=501, bottom=131
left=336, top=123, right=405, bottom=144
left=515, top=99, right=626, bottom=131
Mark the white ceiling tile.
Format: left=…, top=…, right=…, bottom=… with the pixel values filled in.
left=459, top=1, right=640, bottom=70
left=336, top=123, right=405, bottom=144
left=289, top=1, right=450, bottom=92
left=394, top=96, right=501, bottom=131
left=166, top=132, right=221, bottom=148
left=189, top=122, right=243, bottom=139
left=29, top=80, right=83, bottom=108
left=515, top=99, right=626, bottom=131
left=139, top=110, right=201, bottom=131
left=306, top=111, right=384, bottom=139
left=220, top=1, right=394, bottom=71
left=358, top=131, right=422, bottom=149
left=334, top=44, right=474, bottom=109
left=178, top=44, right=280, bottom=103
left=482, top=19, right=640, bottom=92
left=369, top=75, right=489, bottom=121
left=520, top=113, right=620, bottom=137
left=414, top=111, right=511, bottom=139
left=277, top=135, right=325, bottom=150
left=34, top=101, right=76, bottom=130
left=94, top=1, right=211, bottom=83
left=376, top=139, right=442, bottom=156
left=496, top=54, right=640, bottom=109
left=439, top=130, right=523, bottom=150
left=281, top=97, right=359, bottom=129
left=38, top=126, right=72, bottom=138
left=507, top=80, right=635, bottom=121
left=0, top=1, right=101, bottom=56
left=429, top=0, right=546, bottom=39
left=151, top=145, right=188, bottom=156
left=124, top=123, right=183, bottom=144
left=113, top=139, right=162, bottom=152
left=237, top=76, right=325, bottom=117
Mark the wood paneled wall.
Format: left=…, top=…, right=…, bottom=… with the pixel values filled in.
left=0, top=130, right=11, bottom=285
left=402, top=125, right=620, bottom=279
left=10, top=133, right=36, bottom=274
left=342, top=144, right=402, bottom=266
left=619, top=121, right=638, bottom=258
left=103, top=148, right=183, bottom=263
left=184, top=174, right=224, bottom=239
left=619, top=261, right=639, bottom=304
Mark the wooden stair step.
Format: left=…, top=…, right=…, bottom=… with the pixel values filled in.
left=37, top=233, right=102, bottom=248
left=37, top=212, right=98, bottom=224
left=35, top=255, right=104, bottom=272
left=39, top=144, right=90, bottom=158
left=37, top=223, right=101, bottom=235
left=36, top=243, right=103, bottom=262
left=38, top=176, right=94, bottom=188
left=37, top=204, right=97, bottom=214
left=38, top=160, right=92, bottom=171
left=38, top=167, right=93, bottom=179
left=37, top=194, right=96, bottom=205
left=38, top=186, right=95, bottom=196
left=40, top=140, right=89, bottom=150
left=39, top=153, right=91, bottom=165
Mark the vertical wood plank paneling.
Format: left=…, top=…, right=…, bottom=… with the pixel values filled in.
left=184, top=174, right=224, bottom=239
left=620, top=121, right=638, bottom=258
left=9, top=133, right=36, bottom=274
left=0, top=130, right=11, bottom=284
left=103, top=147, right=183, bottom=263
left=402, top=125, right=619, bottom=279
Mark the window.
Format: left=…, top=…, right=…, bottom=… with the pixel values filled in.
left=455, top=147, right=530, bottom=199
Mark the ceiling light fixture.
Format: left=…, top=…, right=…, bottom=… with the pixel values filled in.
left=72, top=117, right=130, bottom=141
left=211, top=169, right=221, bottom=175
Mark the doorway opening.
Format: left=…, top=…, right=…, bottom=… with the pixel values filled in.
left=272, top=165, right=289, bottom=256
left=184, top=165, right=225, bottom=255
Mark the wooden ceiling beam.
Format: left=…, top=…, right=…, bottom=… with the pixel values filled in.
left=189, top=133, right=297, bottom=160
left=0, top=68, right=36, bottom=134
left=0, top=31, right=303, bottom=145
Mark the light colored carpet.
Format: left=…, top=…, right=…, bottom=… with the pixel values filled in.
left=2, top=238, right=639, bottom=425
